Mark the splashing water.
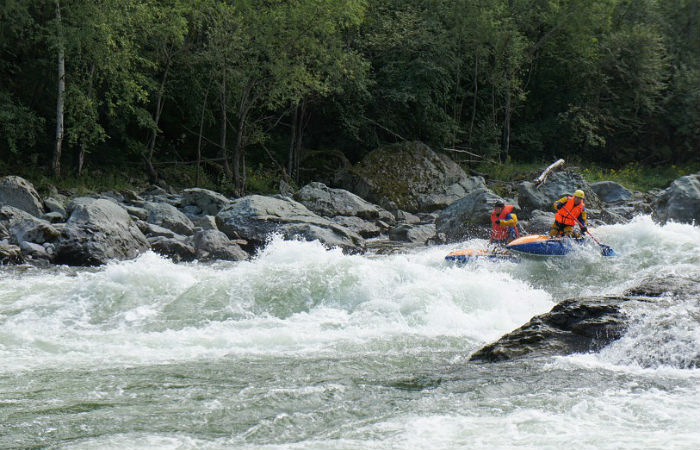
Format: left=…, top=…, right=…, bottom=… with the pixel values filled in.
left=1, top=216, right=698, bottom=449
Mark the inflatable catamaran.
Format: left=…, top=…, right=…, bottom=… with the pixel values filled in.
left=445, top=234, right=614, bottom=263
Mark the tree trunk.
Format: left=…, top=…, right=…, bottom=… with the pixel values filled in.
left=146, top=51, right=171, bottom=183
left=294, top=100, right=308, bottom=184
left=77, top=64, right=96, bottom=177
left=220, top=72, right=232, bottom=180
left=287, top=102, right=299, bottom=179
left=53, top=0, right=65, bottom=178
left=195, top=76, right=212, bottom=186
left=468, top=53, right=479, bottom=146
left=233, top=80, right=253, bottom=193
left=502, top=0, right=515, bottom=162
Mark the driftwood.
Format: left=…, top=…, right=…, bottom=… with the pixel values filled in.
left=534, top=159, right=565, bottom=186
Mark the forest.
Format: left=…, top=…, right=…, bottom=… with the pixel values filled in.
left=1, top=0, right=698, bottom=193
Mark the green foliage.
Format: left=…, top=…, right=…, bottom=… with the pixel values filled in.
left=0, top=0, right=697, bottom=191
left=581, top=162, right=700, bottom=192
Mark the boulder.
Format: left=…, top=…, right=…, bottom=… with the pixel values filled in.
left=148, top=236, right=196, bottom=263
left=190, top=215, right=218, bottom=231
left=470, top=276, right=700, bottom=363
left=138, top=221, right=183, bottom=240
left=0, top=206, right=60, bottom=245
left=216, top=195, right=365, bottom=252
left=182, top=188, right=230, bottom=216
left=0, top=176, right=44, bottom=217
left=124, top=205, right=148, bottom=221
left=0, top=241, right=23, bottom=264
left=295, top=182, right=381, bottom=220
left=517, top=170, right=601, bottom=218
left=44, top=197, right=67, bottom=218
left=193, top=230, right=248, bottom=261
left=521, top=209, right=554, bottom=235
left=653, top=174, right=700, bottom=224
left=395, top=210, right=421, bottom=224
left=144, top=202, right=195, bottom=236
left=590, top=181, right=632, bottom=203
left=388, top=223, right=437, bottom=244
left=55, top=198, right=150, bottom=266
left=331, top=216, right=382, bottom=238
left=435, top=188, right=505, bottom=242
left=19, top=241, right=51, bottom=261
left=334, top=141, right=486, bottom=213
left=43, top=212, right=65, bottom=223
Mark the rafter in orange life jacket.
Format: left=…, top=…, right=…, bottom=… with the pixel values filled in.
left=554, top=196, right=585, bottom=226
left=490, top=205, right=519, bottom=241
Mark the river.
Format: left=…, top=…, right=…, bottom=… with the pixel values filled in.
left=1, top=215, right=699, bottom=449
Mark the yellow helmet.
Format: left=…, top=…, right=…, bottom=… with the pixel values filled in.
left=573, top=190, right=585, bottom=199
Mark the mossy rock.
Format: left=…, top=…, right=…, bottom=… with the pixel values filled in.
left=336, top=141, right=484, bottom=213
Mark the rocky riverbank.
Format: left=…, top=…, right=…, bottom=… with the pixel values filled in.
left=1, top=142, right=699, bottom=267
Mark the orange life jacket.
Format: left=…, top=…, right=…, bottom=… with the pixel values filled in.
left=555, top=197, right=585, bottom=226
left=490, top=205, right=519, bottom=241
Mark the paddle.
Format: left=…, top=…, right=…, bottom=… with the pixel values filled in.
left=576, top=218, right=615, bottom=256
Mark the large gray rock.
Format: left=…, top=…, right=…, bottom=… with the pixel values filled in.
left=388, top=223, right=437, bottom=244
left=55, top=198, right=150, bottom=266
left=295, top=182, right=381, bottom=219
left=590, top=181, right=632, bottom=203
left=470, top=276, right=700, bottom=363
left=148, top=236, right=196, bottom=263
left=331, top=216, right=382, bottom=238
left=334, top=141, right=485, bottom=213
left=653, top=174, right=700, bottom=225
left=517, top=170, right=601, bottom=218
left=43, top=197, right=67, bottom=218
left=0, top=240, right=23, bottom=264
left=182, top=188, right=230, bottom=216
left=193, top=230, right=248, bottom=262
left=435, top=188, right=505, bottom=242
left=0, top=206, right=60, bottom=245
left=0, top=176, right=45, bottom=217
left=190, top=215, right=218, bottom=231
left=216, top=195, right=365, bottom=252
left=144, top=202, right=195, bottom=236
left=521, top=209, right=554, bottom=235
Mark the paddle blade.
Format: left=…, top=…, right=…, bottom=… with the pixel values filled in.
left=600, top=245, right=615, bottom=257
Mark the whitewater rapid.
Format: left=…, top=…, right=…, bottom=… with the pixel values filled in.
left=1, top=215, right=699, bottom=449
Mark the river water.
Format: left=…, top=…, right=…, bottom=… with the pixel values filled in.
left=1, top=215, right=699, bottom=449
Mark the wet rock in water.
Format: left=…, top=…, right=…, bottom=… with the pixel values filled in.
left=469, top=276, right=700, bottom=362
left=469, top=297, right=628, bottom=362
left=0, top=176, right=45, bottom=217
left=216, top=194, right=365, bottom=253
left=182, top=188, right=230, bottom=216
left=435, top=188, right=506, bottom=242
left=653, top=174, right=700, bottom=225
left=55, top=198, right=149, bottom=266
left=590, top=181, right=632, bottom=203
left=334, top=141, right=485, bottom=213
